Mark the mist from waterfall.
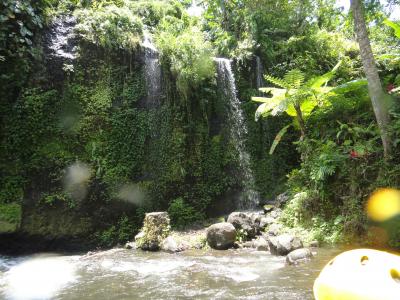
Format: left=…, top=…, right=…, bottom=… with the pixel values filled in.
left=142, top=32, right=162, bottom=107
left=215, top=58, right=259, bottom=209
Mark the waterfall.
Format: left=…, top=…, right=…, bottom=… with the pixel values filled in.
left=46, top=15, right=77, bottom=61
left=215, top=58, right=259, bottom=209
left=255, top=56, right=264, bottom=91
left=142, top=32, right=162, bottom=107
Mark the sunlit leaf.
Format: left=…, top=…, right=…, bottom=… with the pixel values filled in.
left=384, top=19, right=400, bottom=39
left=330, top=79, right=368, bottom=94
left=308, top=61, right=341, bottom=88
left=269, top=124, right=291, bottom=155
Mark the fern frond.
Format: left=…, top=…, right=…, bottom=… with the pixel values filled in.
left=264, top=74, right=290, bottom=89
left=284, top=69, right=305, bottom=89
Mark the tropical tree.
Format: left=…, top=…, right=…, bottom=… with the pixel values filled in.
left=351, top=0, right=392, bottom=158
left=252, top=62, right=341, bottom=153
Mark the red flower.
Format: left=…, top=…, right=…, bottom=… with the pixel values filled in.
left=350, top=150, right=358, bottom=158
left=387, top=83, right=395, bottom=93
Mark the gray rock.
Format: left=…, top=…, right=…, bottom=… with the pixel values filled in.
left=206, top=222, right=236, bottom=250
left=260, top=216, right=275, bottom=229
left=254, top=237, right=269, bottom=251
left=286, top=248, right=313, bottom=265
left=160, top=236, right=180, bottom=253
left=135, top=212, right=171, bottom=251
left=263, top=204, right=274, bottom=214
left=125, top=242, right=136, bottom=249
left=227, top=212, right=260, bottom=239
left=268, top=234, right=303, bottom=256
left=310, top=240, right=319, bottom=248
left=276, top=192, right=289, bottom=207
left=267, top=223, right=282, bottom=236
left=242, top=241, right=254, bottom=248
left=269, top=209, right=282, bottom=219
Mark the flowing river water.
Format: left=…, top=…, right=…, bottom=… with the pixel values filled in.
left=0, top=247, right=341, bottom=300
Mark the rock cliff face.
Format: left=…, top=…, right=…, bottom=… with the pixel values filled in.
left=13, top=24, right=241, bottom=250
left=1, top=12, right=296, bottom=251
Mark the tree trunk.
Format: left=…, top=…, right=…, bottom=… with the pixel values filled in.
left=294, top=102, right=306, bottom=140
left=351, top=0, right=392, bottom=158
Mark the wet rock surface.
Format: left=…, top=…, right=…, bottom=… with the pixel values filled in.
left=286, top=248, right=313, bottom=265
left=227, top=212, right=260, bottom=239
left=206, top=222, right=236, bottom=250
left=268, top=234, right=303, bottom=256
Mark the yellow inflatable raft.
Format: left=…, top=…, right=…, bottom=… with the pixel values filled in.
left=314, top=249, right=400, bottom=300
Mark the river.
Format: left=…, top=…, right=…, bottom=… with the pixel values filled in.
left=0, top=247, right=341, bottom=300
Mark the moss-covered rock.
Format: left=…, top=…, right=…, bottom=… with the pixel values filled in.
left=135, top=212, right=170, bottom=251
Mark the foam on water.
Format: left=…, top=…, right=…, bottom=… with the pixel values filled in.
left=2, top=255, right=76, bottom=300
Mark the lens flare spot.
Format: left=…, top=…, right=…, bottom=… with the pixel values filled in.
left=366, top=189, right=400, bottom=222
left=63, top=162, right=92, bottom=201
left=117, top=184, right=145, bottom=206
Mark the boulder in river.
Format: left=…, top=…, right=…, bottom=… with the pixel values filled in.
left=254, top=237, right=269, bottom=251
left=135, top=212, right=170, bottom=251
left=268, top=234, right=303, bottom=256
left=160, top=236, right=180, bottom=253
left=227, top=212, right=260, bottom=239
left=286, top=248, right=313, bottom=265
left=206, top=222, right=236, bottom=250
left=125, top=242, right=136, bottom=250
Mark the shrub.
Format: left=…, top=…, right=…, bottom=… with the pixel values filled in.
left=75, top=5, right=143, bottom=50
left=168, top=197, right=202, bottom=228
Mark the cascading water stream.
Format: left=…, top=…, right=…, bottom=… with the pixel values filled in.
left=214, top=58, right=259, bottom=209
left=255, top=56, right=264, bottom=91
left=142, top=32, right=162, bottom=107
left=46, top=15, right=77, bottom=61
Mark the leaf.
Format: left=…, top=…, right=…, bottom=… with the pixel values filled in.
left=384, top=19, right=400, bottom=39
left=300, top=97, right=318, bottom=117
left=307, top=61, right=342, bottom=88
left=269, top=124, right=291, bottom=155
left=330, top=79, right=368, bottom=94
left=264, top=74, right=289, bottom=89
left=258, top=87, right=287, bottom=96
left=252, top=97, right=269, bottom=103
left=284, top=69, right=305, bottom=88
left=255, top=102, right=270, bottom=121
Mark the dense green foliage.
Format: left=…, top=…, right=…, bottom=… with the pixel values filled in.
left=1, top=0, right=400, bottom=249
